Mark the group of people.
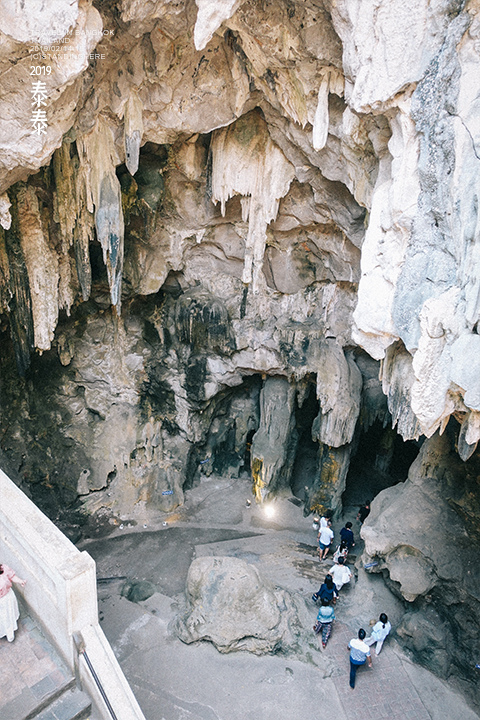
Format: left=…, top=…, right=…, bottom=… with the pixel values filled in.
left=312, top=516, right=355, bottom=647
left=312, top=508, right=391, bottom=689
left=317, top=511, right=355, bottom=562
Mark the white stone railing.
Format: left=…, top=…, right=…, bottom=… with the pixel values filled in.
left=0, top=468, right=146, bottom=720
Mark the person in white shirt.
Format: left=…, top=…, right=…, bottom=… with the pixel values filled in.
left=317, top=521, right=334, bottom=560
left=328, top=557, right=352, bottom=590
left=319, top=509, right=333, bottom=529
left=365, top=613, right=391, bottom=654
left=348, top=628, right=372, bottom=688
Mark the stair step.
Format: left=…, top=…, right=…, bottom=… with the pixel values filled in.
left=30, top=688, right=91, bottom=720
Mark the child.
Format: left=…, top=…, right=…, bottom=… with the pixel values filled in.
left=333, top=539, right=349, bottom=564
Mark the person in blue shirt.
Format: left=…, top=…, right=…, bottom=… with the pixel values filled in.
left=312, top=574, right=338, bottom=605
left=340, top=521, right=355, bottom=549
left=313, top=598, right=335, bottom=648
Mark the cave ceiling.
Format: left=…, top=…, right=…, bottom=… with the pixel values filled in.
left=1, top=0, right=480, bottom=513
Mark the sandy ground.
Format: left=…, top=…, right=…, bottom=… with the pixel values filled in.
left=78, top=475, right=480, bottom=720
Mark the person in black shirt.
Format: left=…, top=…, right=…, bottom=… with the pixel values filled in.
left=357, top=501, right=370, bottom=524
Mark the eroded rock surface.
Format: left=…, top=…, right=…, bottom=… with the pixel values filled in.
left=361, top=430, right=480, bottom=696
left=175, top=556, right=302, bottom=655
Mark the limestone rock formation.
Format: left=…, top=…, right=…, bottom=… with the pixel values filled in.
left=361, top=430, right=480, bottom=697
left=175, top=556, right=301, bottom=655
left=1, top=0, right=480, bottom=707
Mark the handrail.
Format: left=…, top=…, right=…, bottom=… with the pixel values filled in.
left=81, top=649, right=118, bottom=720
left=74, top=630, right=118, bottom=720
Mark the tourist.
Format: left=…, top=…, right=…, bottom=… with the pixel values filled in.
left=317, top=521, right=334, bottom=560
left=339, top=521, right=355, bottom=549
left=357, top=501, right=371, bottom=524
left=312, top=574, right=338, bottom=605
left=365, top=613, right=391, bottom=654
left=313, top=598, right=335, bottom=648
left=319, top=509, right=334, bottom=529
left=348, top=628, right=372, bottom=688
left=328, top=557, right=352, bottom=590
left=332, top=539, right=349, bottom=564
left=0, top=563, right=26, bottom=642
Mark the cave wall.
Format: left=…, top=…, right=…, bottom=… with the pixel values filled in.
left=361, top=428, right=480, bottom=704
left=1, top=0, right=480, bottom=704
left=1, top=0, right=480, bottom=524
left=0, top=0, right=478, bottom=522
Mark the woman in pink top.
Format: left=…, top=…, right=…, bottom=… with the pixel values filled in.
left=0, top=563, right=26, bottom=642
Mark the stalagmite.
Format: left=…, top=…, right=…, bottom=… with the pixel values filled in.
left=250, top=376, right=297, bottom=501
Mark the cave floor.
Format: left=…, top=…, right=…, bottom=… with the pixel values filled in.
left=78, top=475, right=480, bottom=720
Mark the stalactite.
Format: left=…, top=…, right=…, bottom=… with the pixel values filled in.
left=380, top=340, right=422, bottom=441
left=52, top=139, right=94, bottom=303
left=0, top=193, right=11, bottom=230
left=312, top=75, right=330, bottom=152
left=78, top=117, right=124, bottom=312
left=194, top=0, right=245, bottom=50
left=16, top=184, right=59, bottom=351
left=53, top=141, right=77, bottom=253
left=4, top=190, right=34, bottom=375
left=211, top=110, right=295, bottom=292
left=73, top=165, right=94, bottom=302
left=312, top=68, right=344, bottom=151
left=175, top=289, right=235, bottom=354
left=124, top=90, right=144, bottom=177
left=0, top=227, right=11, bottom=313
left=312, top=343, right=362, bottom=447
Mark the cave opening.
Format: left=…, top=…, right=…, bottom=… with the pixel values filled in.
left=290, top=382, right=320, bottom=502
left=342, top=419, right=421, bottom=508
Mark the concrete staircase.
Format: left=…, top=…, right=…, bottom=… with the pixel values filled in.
left=0, top=614, right=96, bottom=720
left=26, top=684, right=91, bottom=720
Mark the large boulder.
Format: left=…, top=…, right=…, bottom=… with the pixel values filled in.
left=175, top=556, right=300, bottom=655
